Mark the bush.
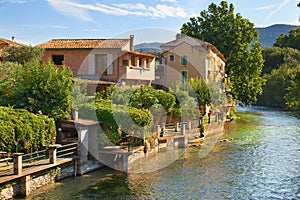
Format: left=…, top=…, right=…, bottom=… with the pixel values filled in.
left=0, top=106, right=56, bottom=153
left=80, top=100, right=152, bottom=145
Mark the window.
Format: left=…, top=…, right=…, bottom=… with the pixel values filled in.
left=52, top=55, right=64, bottom=65
left=206, top=58, right=211, bottom=69
left=181, top=55, right=187, bottom=65
left=169, top=54, right=175, bottom=62
left=122, top=60, right=129, bottom=66
left=95, top=54, right=107, bottom=74
left=181, top=70, right=188, bottom=82
left=95, top=54, right=114, bottom=75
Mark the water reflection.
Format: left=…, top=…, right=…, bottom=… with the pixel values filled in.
left=28, top=107, right=300, bottom=199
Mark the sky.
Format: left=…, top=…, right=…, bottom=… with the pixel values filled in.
left=0, top=0, right=299, bottom=45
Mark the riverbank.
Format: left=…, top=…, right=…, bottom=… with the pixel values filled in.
left=27, top=106, right=300, bottom=199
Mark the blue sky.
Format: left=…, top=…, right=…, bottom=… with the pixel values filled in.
left=0, top=0, right=299, bottom=45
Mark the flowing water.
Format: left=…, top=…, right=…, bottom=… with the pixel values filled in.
left=28, top=106, right=300, bottom=199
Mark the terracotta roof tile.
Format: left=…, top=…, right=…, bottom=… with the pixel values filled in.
left=0, top=38, right=25, bottom=47
left=36, top=39, right=130, bottom=49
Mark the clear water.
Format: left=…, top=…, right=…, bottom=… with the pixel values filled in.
left=28, top=106, right=300, bottom=200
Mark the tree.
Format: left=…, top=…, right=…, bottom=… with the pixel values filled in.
left=285, top=69, right=300, bottom=118
left=181, top=0, right=265, bottom=105
left=274, top=27, right=300, bottom=50
left=2, top=45, right=44, bottom=65
left=7, top=59, right=74, bottom=121
left=188, top=77, right=210, bottom=107
left=257, top=47, right=300, bottom=109
left=262, top=47, right=300, bottom=75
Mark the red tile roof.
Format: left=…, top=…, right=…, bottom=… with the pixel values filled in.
left=0, top=38, right=25, bottom=47
left=36, top=39, right=130, bottom=49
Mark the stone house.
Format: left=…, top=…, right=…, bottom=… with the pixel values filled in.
left=37, top=35, right=156, bottom=93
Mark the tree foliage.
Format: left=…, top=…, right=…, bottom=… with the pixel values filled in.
left=188, top=77, right=210, bottom=106
left=0, top=59, right=74, bottom=121
left=14, top=60, right=74, bottom=120
left=274, top=27, right=300, bottom=50
left=0, top=106, right=56, bottom=153
left=285, top=70, right=300, bottom=117
left=257, top=46, right=300, bottom=110
left=262, top=47, right=300, bottom=75
left=181, top=0, right=265, bottom=105
left=2, top=45, right=44, bottom=65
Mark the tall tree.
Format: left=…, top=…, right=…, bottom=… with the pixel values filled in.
left=181, top=1, right=265, bottom=105
left=274, top=27, right=300, bottom=50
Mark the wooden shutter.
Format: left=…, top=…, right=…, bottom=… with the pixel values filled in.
left=107, top=54, right=114, bottom=75
left=88, top=54, right=95, bottom=74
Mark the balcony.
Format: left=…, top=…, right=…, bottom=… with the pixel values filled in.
left=125, top=64, right=155, bottom=81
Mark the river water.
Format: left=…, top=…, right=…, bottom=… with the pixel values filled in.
left=28, top=106, right=300, bottom=200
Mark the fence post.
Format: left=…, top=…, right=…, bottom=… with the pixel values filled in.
left=156, top=125, right=161, bottom=136
left=188, top=121, right=192, bottom=130
left=49, top=144, right=61, bottom=165
left=175, top=123, right=180, bottom=132
left=181, top=122, right=186, bottom=136
left=13, top=153, right=23, bottom=175
left=161, top=123, right=165, bottom=133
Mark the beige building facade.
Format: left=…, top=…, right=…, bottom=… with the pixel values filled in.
left=156, top=35, right=226, bottom=88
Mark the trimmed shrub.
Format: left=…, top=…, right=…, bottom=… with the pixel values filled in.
left=0, top=106, right=56, bottom=153
left=79, top=100, right=152, bottom=145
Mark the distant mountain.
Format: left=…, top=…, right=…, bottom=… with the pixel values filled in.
left=256, top=24, right=299, bottom=48
left=134, top=42, right=162, bottom=53
left=134, top=24, right=299, bottom=52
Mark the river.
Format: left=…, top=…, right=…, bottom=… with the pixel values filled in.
left=28, top=106, right=300, bottom=199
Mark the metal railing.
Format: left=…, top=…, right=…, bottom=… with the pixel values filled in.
left=22, top=149, right=48, bottom=168
left=0, top=142, right=79, bottom=176
left=0, top=156, right=13, bottom=175
left=57, top=142, right=79, bottom=158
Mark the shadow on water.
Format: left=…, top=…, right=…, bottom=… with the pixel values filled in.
left=28, top=106, right=300, bottom=200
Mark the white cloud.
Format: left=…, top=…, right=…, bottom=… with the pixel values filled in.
left=160, top=0, right=177, bottom=2
left=255, top=5, right=276, bottom=11
left=22, top=24, right=68, bottom=29
left=47, top=0, right=187, bottom=21
left=47, top=0, right=93, bottom=22
left=0, top=0, right=29, bottom=3
left=113, top=3, right=148, bottom=10
left=267, top=0, right=291, bottom=19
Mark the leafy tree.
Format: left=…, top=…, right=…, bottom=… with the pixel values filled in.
left=181, top=0, right=265, bottom=105
left=262, top=47, right=300, bottom=75
left=8, top=59, right=74, bottom=121
left=173, top=81, right=201, bottom=121
left=188, top=77, right=210, bottom=107
left=257, top=65, right=293, bottom=108
left=285, top=69, right=300, bottom=117
left=2, top=45, right=44, bottom=65
left=274, top=27, right=300, bottom=50
left=0, top=62, right=20, bottom=105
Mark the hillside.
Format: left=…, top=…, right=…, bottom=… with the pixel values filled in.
left=256, top=24, right=298, bottom=47
left=134, top=24, right=299, bottom=52
left=134, top=42, right=162, bottom=53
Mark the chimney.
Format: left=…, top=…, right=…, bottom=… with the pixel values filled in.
left=176, top=33, right=182, bottom=40
left=12, top=36, right=15, bottom=42
left=130, top=35, right=134, bottom=52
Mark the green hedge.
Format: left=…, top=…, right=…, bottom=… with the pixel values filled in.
left=79, top=100, right=152, bottom=145
left=0, top=106, right=56, bottom=153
